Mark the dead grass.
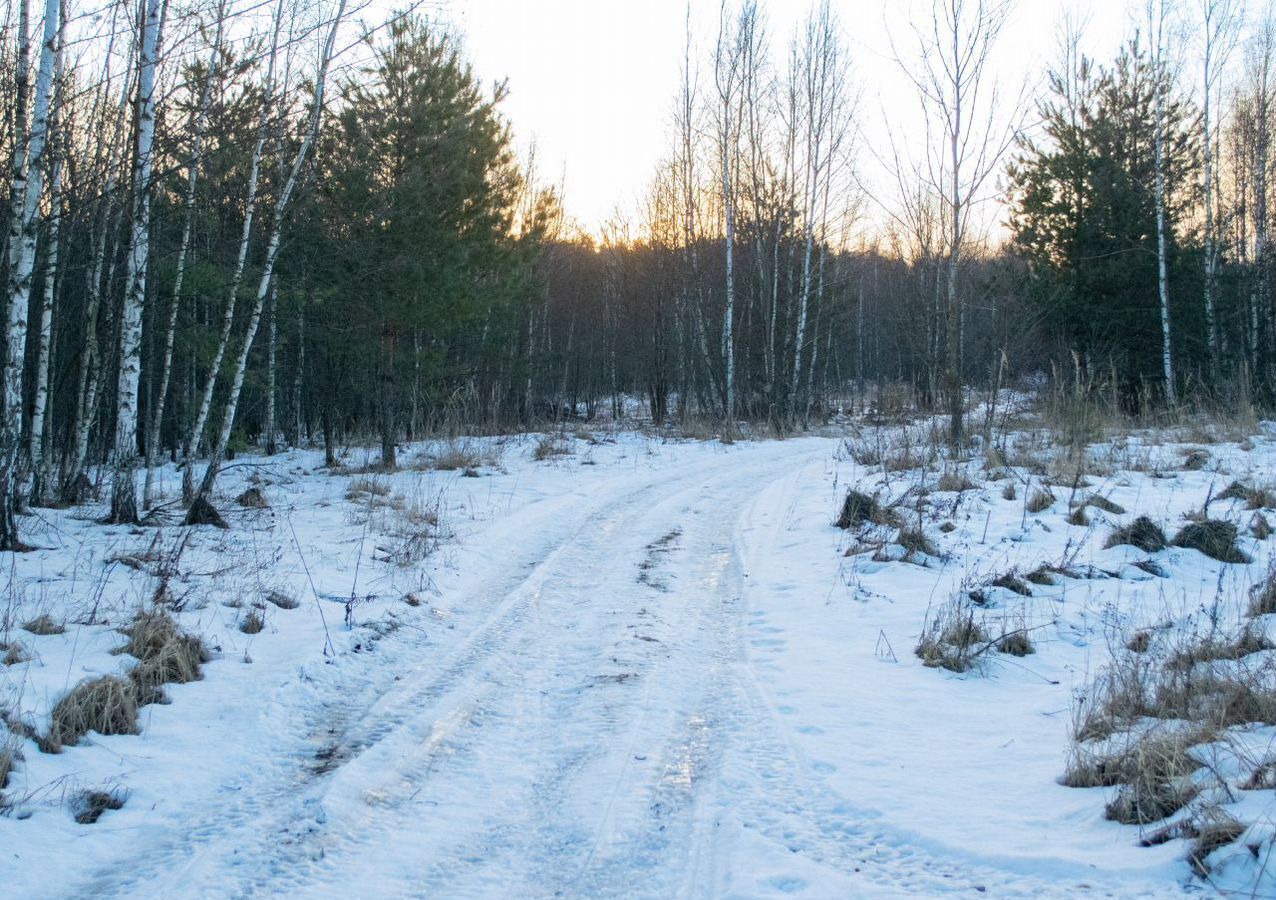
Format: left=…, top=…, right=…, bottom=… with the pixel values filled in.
left=835, top=491, right=898, bottom=529
left=117, top=608, right=209, bottom=705
left=264, top=590, right=300, bottom=610
left=1172, top=520, right=1251, bottom=564
left=916, top=597, right=986, bottom=672
left=533, top=435, right=573, bottom=461
left=71, top=788, right=126, bottom=824
left=44, top=676, right=140, bottom=752
left=1026, top=488, right=1055, bottom=514
left=346, top=477, right=391, bottom=500
left=1086, top=494, right=1126, bottom=515
left=1186, top=809, right=1248, bottom=877
left=0, top=742, right=14, bottom=789
left=1105, top=517, right=1168, bottom=553
left=898, top=527, right=938, bottom=557
left=1249, top=566, right=1276, bottom=616
left=21, top=614, right=65, bottom=636
left=3, top=641, right=30, bottom=666
left=235, top=487, right=269, bottom=508
left=1217, top=480, right=1276, bottom=510
left=936, top=469, right=976, bottom=492
left=240, top=608, right=265, bottom=635
left=1102, top=732, right=1203, bottom=825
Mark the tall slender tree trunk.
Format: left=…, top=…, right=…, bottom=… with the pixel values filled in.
left=193, top=0, right=346, bottom=507
left=2, top=0, right=56, bottom=547
left=108, top=0, right=162, bottom=524
left=145, top=0, right=224, bottom=505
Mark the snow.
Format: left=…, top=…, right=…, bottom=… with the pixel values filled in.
left=2, top=424, right=1273, bottom=897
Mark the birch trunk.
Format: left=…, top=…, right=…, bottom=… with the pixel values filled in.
left=29, top=38, right=63, bottom=506
left=144, top=0, right=225, bottom=506
left=182, top=0, right=284, bottom=504
left=1153, top=18, right=1175, bottom=407
left=264, top=281, right=278, bottom=455
left=192, top=0, right=346, bottom=507
left=1, top=0, right=53, bottom=547
left=108, top=0, right=162, bottom=524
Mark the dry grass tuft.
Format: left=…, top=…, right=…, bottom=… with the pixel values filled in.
left=346, top=476, right=391, bottom=500
left=118, top=608, right=209, bottom=705
left=1127, top=631, right=1152, bottom=654
left=235, top=487, right=268, bottom=508
left=1102, top=734, right=1202, bottom=824
left=1171, top=519, right=1251, bottom=564
left=1187, top=809, right=1248, bottom=877
left=0, top=743, right=14, bottom=789
left=3, top=641, right=31, bottom=666
left=898, top=527, right=938, bottom=557
left=835, top=490, right=898, bottom=529
left=264, top=590, right=300, bottom=610
left=1181, top=448, right=1210, bottom=471
left=44, top=676, right=139, bottom=752
left=916, top=597, right=986, bottom=672
left=533, top=435, right=573, bottom=461
left=21, top=614, right=65, bottom=636
left=240, top=608, right=265, bottom=635
left=997, top=629, right=1035, bottom=656
left=1217, top=480, right=1276, bottom=510
left=1105, top=516, right=1168, bottom=553
left=1026, top=488, right=1056, bottom=514
left=991, top=572, right=1033, bottom=596
left=936, top=469, right=976, bottom=492
left=72, top=788, right=126, bottom=825
left=1249, top=568, right=1276, bottom=617
left=1086, top=494, right=1126, bottom=515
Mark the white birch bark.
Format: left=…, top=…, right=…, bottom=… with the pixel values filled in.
left=1150, top=0, right=1176, bottom=406
left=193, top=0, right=346, bottom=505
left=144, top=0, right=226, bottom=507
left=182, top=0, right=284, bottom=503
left=28, top=8, right=65, bottom=506
left=108, top=0, right=162, bottom=524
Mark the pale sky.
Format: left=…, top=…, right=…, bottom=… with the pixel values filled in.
left=440, top=1, right=1142, bottom=235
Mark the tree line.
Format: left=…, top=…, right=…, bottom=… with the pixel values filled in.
left=1, top=0, right=1274, bottom=550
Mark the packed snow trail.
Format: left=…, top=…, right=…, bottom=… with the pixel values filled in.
left=54, top=438, right=1193, bottom=899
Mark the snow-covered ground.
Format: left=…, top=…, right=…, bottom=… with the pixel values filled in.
left=2, top=423, right=1273, bottom=897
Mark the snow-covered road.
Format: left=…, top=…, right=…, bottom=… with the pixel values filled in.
left=8, top=433, right=1227, bottom=898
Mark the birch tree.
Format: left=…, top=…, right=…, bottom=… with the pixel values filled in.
left=191, top=0, right=347, bottom=512
left=1, top=0, right=58, bottom=547
left=108, top=0, right=163, bottom=524
left=899, top=0, right=1017, bottom=446
left=144, top=0, right=227, bottom=507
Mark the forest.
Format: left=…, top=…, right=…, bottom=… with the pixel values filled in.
left=0, top=0, right=1270, bottom=550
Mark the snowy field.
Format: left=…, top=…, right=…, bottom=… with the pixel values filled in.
left=2, top=421, right=1275, bottom=897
